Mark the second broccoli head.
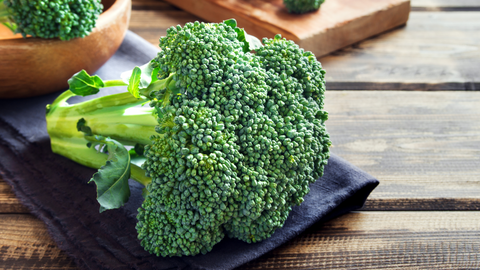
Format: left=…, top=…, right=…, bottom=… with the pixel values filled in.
left=46, top=19, right=331, bottom=257
left=1, top=0, right=103, bottom=40
left=137, top=21, right=330, bottom=256
left=283, top=0, right=325, bottom=14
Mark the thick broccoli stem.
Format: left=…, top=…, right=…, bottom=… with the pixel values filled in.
left=46, top=89, right=157, bottom=186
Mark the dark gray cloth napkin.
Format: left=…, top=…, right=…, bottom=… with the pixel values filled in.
left=0, top=31, right=379, bottom=270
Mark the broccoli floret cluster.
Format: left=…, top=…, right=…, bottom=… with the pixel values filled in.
left=283, top=0, right=325, bottom=14
left=45, top=19, right=330, bottom=258
left=137, top=21, right=331, bottom=256
left=1, top=0, right=103, bottom=40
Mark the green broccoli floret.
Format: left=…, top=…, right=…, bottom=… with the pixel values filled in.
left=45, top=19, right=331, bottom=257
left=283, top=0, right=325, bottom=14
left=0, top=0, right=103, bottom=40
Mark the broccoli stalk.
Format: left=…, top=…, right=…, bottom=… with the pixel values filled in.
left=0, top=0, right=103, bottom=40
left=46, top=19, right=331, bottom=257
left=46, top=90, right=154, bottom=181
left=45, top=68, right=182, bottom=210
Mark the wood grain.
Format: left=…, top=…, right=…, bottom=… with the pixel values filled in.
left=240, top=211, right=480, bottom=269
left=0, top=214, right=76, bottom=269
left=363, top=198, right=480, bottom=211
left=129, top=9, right=202, bottom=46
left=412, top=0, right=480, bottom=7
left=325, top=91, right=480, bottom=205
left=412, top=0, right=480, bottom=11
left=0, top=180, right=29, bottom=213
left=131, top=0, right=180, bottom=10
left=321, top=12, right=480, bottom=90
left=2, top=212, right=480, bottom=269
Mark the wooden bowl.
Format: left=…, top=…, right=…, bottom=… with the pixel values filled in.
left=0, top=0, right=131, bottom=98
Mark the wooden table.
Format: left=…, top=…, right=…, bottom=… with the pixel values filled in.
left=1, top=0, right=480, bottom=268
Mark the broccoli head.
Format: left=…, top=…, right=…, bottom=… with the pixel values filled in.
left=0, top=0, right=103, bottom=40
left=45, top=19, right=331, bottom=257
left=283, top=0, right=325, bottom=14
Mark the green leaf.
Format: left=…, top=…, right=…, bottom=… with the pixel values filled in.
left=244, top=32, right=263, bottom=51
left=121, top=61, right=160, bottom=97
left=1, top=22, right=17, bottom=32
left=134, top=143, right=145, bottom=156
left=88, top=137, right=131, bottom=212
left=129, top=144, right=146, bottom=167
left=223, top=18, right=237, bottom=29
left=76, top=118, right=93, bottom=136
left=127, top=66, right=142, bottom=98
left=68, top=70, right=105, bottom=96
left=223, top=19, right=263, bottom=52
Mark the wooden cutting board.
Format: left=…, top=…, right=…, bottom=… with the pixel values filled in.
left=163, top=0, right=410, bottom=57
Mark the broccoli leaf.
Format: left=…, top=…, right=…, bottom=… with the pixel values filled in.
left=224, top=18, right=262, bottom=52
left=129, top=144, right=146, bottom=167
left=223, top=18, right=238, bottom=29
left=1, top=21, right=17, bottom=32
left=68, top=70, right=105, bottom=96
left=127, top=67, right=142, bottom=98
left=121, top=61, right=160, bottom=98
left=88, top=136, right=131, bottom=212
left=244, top=33, right=263, bottom=51
left=76, top=118, right=93, bottom=136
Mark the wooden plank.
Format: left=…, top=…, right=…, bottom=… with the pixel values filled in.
left=129, top=9, right=202, bottom=46
left=131, top=0, right=179, bottom=10
left=363, top=198, right=480, bottom=211
left=0, top=179, right=29, bottom=213
left=412, top=0, right=480, bottom=11
left=325, top=91, right=480, bottom=207
left=132, top=0, right=480, bottom=10
left=2, top=212, right=480, bottom=269
left=161, top=0, right=410, bottom=57
left=0, top=214, right=77, bottom=269
left=239, top=211, right=480, bottom=269
left=321, top=12, right=480, bottom=90
left=413, top=0, right=480, bottom=7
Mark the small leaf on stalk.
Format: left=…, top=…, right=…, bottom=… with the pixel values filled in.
left=223, top=19, right=262, bottom=52
left=129, top=144, right=146, bottom=168
left=121, top=61, right=160, bottom=98
left=88, top=137, right=131, bottom=212
left=244, top=32, right=263, bottom=51
left=68, top=70, right=105, bottom=96
left=223, top=18, right=237, bottom=28
left=127, top=67, right=142, bottom=98
left=76, top=118, right=93, bottom=136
